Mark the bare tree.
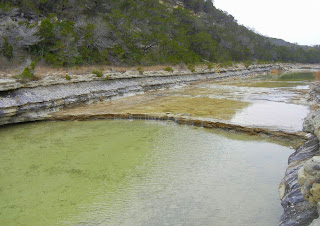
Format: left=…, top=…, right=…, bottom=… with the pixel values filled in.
left=1, top=21, right=41, bottom=52
left=75, top=17, right=114, bottom=52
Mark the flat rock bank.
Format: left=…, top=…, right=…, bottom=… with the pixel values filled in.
left=0, top=64, right=278, bottom=126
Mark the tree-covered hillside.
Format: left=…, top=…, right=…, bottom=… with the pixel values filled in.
left=1, top=0, right=320, bottom=67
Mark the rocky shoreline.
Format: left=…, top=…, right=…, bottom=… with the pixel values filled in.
left=279, top=81, right=320, bottom=226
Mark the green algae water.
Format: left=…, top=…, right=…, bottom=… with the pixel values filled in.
left=0, top=120, right=292, bottom=225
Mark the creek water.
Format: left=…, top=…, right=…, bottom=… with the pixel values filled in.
left=199, top=80, right=310, bottom=132
left=0, top=120, right=291, bottom=225
left=1, top=73, right=314, bottom=225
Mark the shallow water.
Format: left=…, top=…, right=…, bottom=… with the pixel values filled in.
left=231, top=101, right=309, bottom=132
left=56, top=74, right=311, bottom=132
left=0, top=120, right=292, bottom=225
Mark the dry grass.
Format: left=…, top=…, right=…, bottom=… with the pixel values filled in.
left=1, top=63, right=218, bottom=78
left=314, top=71, right=320, bottom=80
left=270, top=69, right=281, bottom=75
left=0, top=58, right=28, bottom=77
left=310, top=104, right=320, bottom=111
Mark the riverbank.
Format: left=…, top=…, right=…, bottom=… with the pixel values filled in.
left=0, top=64, right=278, bottom=126
left=279, top=81, right=320, bottom=225
left=1, top=63, right=319, bottom=127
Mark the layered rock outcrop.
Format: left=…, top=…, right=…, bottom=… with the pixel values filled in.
left=0, top=65, right=275, bottom=126
left=280, top=81, right=320, bottom=225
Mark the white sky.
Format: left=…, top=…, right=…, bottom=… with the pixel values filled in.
left=213, top=0, right=320, bottom=46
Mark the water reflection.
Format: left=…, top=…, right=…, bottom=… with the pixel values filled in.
left=231, top=101, right=309, bottom=132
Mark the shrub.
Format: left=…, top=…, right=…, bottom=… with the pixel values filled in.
left=207, top=62, right=214, bottom=70
left=164, top=66, right=174, bottom=72
left=92, top=69, right=103, bottom=77
left=65, top=74, right=71, bottom=80
left=30, top=61, right=36, bottom=70
left=244, top=60, right=252, bottom=68
left=15, top=61, right=38, bottom=82
left=136, top=67, right=144, bottom=75
left=187, top=64, right=195, bottom=72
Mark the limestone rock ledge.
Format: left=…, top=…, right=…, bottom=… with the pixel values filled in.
left=0, top=65, right=275, bottom=126
left=280, top=82, right=320, bottom=225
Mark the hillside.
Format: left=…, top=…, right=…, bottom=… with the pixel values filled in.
left=1, top=0, right=320, bottom=67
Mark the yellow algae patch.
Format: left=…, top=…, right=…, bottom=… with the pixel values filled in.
left=55, top=95, right=249, bottom=121
left=125, top=96, right=249, bottom=120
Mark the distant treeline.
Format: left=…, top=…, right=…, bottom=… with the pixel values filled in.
left=1, top=0, right=320, bottom=67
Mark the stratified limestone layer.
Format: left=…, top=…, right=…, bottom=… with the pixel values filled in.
left=0, top=65, right=276, bottom=126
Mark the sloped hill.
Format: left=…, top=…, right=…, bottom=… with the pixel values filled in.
left=0, top=0, right=319, bottom=67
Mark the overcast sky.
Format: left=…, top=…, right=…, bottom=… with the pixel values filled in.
left=213, top=0, right=320, bottom=46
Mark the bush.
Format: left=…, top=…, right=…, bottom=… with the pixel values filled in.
left=136, top=67, right=144, bottom=75
left=92, top=69, right=103, bottom=77
left=187, top=64, right=195, bottom=72
left=244, top=60, right=252, bottom=68
left=207, top=62, right=214, bottom=70
left=164, top=66, right=174, bottom=72
left=65, top=74, right=71, bottom=80
left=15, top=61, right=38, bottom=82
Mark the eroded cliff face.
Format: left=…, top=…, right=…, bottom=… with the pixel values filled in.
left=280, top=81, right=320, bottom=225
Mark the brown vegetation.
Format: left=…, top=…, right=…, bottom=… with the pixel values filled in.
left=270, top=69, right=281, bottom=75
left=314, top=71, right=320, bottom=80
